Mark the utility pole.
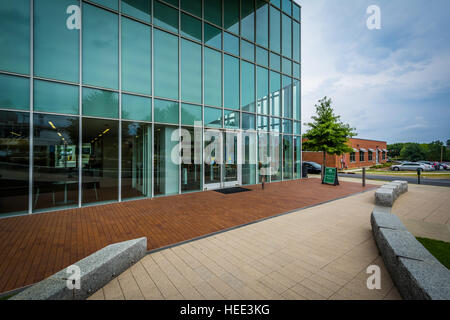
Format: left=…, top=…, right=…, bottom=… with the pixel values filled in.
left=441, top=145, right=444, bottom=163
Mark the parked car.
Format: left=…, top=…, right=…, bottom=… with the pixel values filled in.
left=302, top=161, right=322, bottom=174
left=390, top=162, right=431, bottom=172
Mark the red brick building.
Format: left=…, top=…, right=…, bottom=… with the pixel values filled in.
left=302, top=138, right=388, bottom=169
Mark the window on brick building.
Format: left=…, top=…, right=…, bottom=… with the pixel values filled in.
left=368, top=151, right=373, bottom=161
left=350, top=152, right=355, bottom=162
left=360, top=151, right=365, bottom=162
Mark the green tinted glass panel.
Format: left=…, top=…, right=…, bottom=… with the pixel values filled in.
left=283, top=135, right=293, bottom=179
left=258, top=115, right=269, bottom=131
left=181, top=13, right=202, bottom=42
left=257, top=66, right=269, bottom=114
left=256, top=1, right=268, bottom=47
left=122, top=17, right=151, bottom=95
left=204, top=48, right=222, bottom=107
left=270, top=71, right=281, bottom=116
left=154, top=29, right=178, bottom=99
left=271, top=117, right=281, bottom=132
left=241, top=40, right=254, bottom=62
left=282, top=14, right=292, bottom=58
left=0, top=0, right=30, bottom=74
left=83, top=4, right=118, bottom=89
left=204, top=0, right=222, bottom=26
left=224, top=32, right=239, bottom=56
left=82, top=87, right=119, bottom=118
left=204, top=107, right=222, bottom=127
left=282, top=0, right=292, bottom=15
left=241, top=61, right=255, bottom=112
left=294, top=136, right=301, bottom=178
left=121, top=0, right=151, bottom=22
left=293, top=80, right=300, bottom=120
left=0, top=74, right=29, bottom=110
left=224, top=0, right=239, bottom=34
left=242, top=113, right=255, bottom=130
left=294, top=121, right=301, bottom=134
left=293, top=21, right=300, bottom=62
left=283, top=119, right=292, bottom=133
left=204, top=23, right=222, bottom=50
left=269, top=7, right=281, bottom=53
left=241, top=0, right=255, bottom=41
left=282, top=57, right=292, bottom=75
left=181, top=0, right=201, bottom=17
left=154, top=1, right=178, bottom=33
left=181, top=39, right=202, bottom=104
left=34, top=0, right=79, bottom=82
left=256, top=47, right=268, bottom=67
left=164, top=0, right=178, bottom=7
left=181, top=103, right=202, bottom=126
left=294, top=62, right=300, bottom=79
left=154, top=124, right=179, bottom=196
left=271, top=0, right=281, bottom=8
left=270, top=52, right=281, bottom=71
left=293, top=3, right=300, bottom=21
left=122, top=94, right=151, bottom=121
left=34, top=80, right=78, bottom=115
left=90, top=0, right=118, bottom=10
left=224, top=55, right=239, bottom=110
left=154, top=99, right=179, bottom=124
left=224, top=110, right=239, bottom=129
left=282, top=75, right=292, bottom=118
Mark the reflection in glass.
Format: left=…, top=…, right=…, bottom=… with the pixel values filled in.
left=181, top=0, right=201, bottom=17
left=0, top=0, right=29, bottom=75
left=270, top=6, right=281, bottom=53
left=154, top=1, right=178, bottom=33
left=293, top=62, right=300, bottom=79
left=181, top=127, right=202, bottom=192
left=154, top=99, right=179, bottom=124
left=204, top=23, right=222, bottom=50
left=256, top=1, right=269, bottom=48
left=256, top=47, right=269, bottom=67
left=241, top=0, right=255, bottom=41
left=293, top=21, right=300, bottom=62
left=204, top=130, right=221, bottom=185
left=258, top=132, right=270, bottom=182
left=82, top=118, right=118, bottom=204
left=34, top=80, right=78, bottom=115
left=224, top=110, right=239, bottom=129
left=154, top=29, right=179, bottom=100
left=293, top=80, right=301, bottom=121
left=242, top=113, right=255, bottom=130
left=282, top=76, right=292, bottom=118
left=283, top=119, right=292, bottom=134
left=181, top=103, right=202, bottom=126
left=282, top=0, right=292, bottom=16
left=122, top=94, right=151, bottom=122
left=0, top=111, right=29, bottom=215
left=33, top=114, right=79, bottom=211
left=90, top=0, right=118, bottom=10
left=122, top=17, right=151, bottom=95
left=224, top=32, right=239, bottom=56
left=257, top=66, right=269, bottom=115
left=122, top=121, right=151, bottom=199
left=282, top=14, right=292, bottom=59
left=258, top=116, right=269, bottom=131
left=271, top=117, right=281, bottom=132
left=224, top=54, right=240, bottom=110
left=181, top=13, right=202, bottom=42
left=282, top=58, right=292, bottom=76
left=204, top=0, right=222, bottom=27
left=121, top=0, right=151, bottom=22
left=181, top=39, right=202, bottom=104
left=34, top=0, right=79, bottom=82
left=242, top=132, right=256, bottom=185
left=82, top=87, right=119, bottom=119
left=241, top=40, right=254, bottom=62
left=0, top=74, right=29, bottom=111
left=224, top=0, right=239, bottom=34
left=204, top=48, right=222, bottom=107
left=83, top=3, right=118, bottom=89
left=154, top=124, right=179, bottom=196
left=204, top=107, right=222, bottom=128
left=294, top=136, right=301, bottom=179
left=270, top=133, right=282, bottom=181
left=283, top=135, right=293, bottom=180
left=270, top=52, right=281, bottom=71
left=241, top=61, right=255, bottom=112
left=293, top=3, right=301, bottom=21
left=270, top=71, right=281, bottom=117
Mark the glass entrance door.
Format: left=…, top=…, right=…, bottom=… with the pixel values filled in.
left=204, top=130, right=241, bottom=190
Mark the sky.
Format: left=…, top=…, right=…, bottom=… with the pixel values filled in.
left=295, top=0, right=450, bottom=144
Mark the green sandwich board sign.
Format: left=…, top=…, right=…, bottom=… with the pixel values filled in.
left=322, top=167, right=339, bottom=186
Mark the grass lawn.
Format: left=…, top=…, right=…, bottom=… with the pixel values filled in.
left=416, top=237, right=450, bottom=269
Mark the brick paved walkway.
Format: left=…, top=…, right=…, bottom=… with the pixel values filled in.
left=0, top=178, right=374, bottom=294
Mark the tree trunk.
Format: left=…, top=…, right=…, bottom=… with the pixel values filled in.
left=322, top=151, right=326, bottom=181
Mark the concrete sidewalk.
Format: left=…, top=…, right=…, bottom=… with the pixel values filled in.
left=89, top=183, right=402, bottom=300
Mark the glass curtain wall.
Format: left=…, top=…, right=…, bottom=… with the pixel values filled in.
left=0, top=0, right=301, bottom=216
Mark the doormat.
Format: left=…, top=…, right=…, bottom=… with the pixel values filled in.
left=214, top=187, right=252, bottom=194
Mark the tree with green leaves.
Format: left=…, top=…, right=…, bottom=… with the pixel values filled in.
left=303, top=97, right=356, bottom=179
left=400, top=143, right=426, bottom=162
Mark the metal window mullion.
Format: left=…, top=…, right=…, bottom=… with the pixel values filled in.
left=151, top=0, right=154, bottom=198
left=78, top=0, right=83, bottom=208
left=118, top=4, right=122, bottom=202
left=201, top=0, right=205, bottom=190
left=178, top=6, right=181, bottom=195
left=28, top=0, right=34, bottom=214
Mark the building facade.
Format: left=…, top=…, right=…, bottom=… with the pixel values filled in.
left=303, top=138, right=387, bottom=170
left=0, top=0, right=302, bottom=217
